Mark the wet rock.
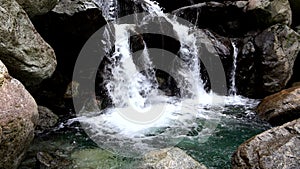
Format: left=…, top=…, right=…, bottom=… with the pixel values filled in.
left=0, top=60, right=39, bottom=169
left=246, top=0, right=292, bottom=27
left=140, top=147, right=207, bottom=169
left=232, top=118, right=300, bottom=169
left=256, top=86, right=300, bottom=126
left=71, top=148, right=135, bottom=168
left=36, top=151, right=72, bottom=169
left=36, top=106, right=58, bottom=133
left=0, top=0, right=57, bottom=87
left=255, top=24, right=300, bottom=95
left=16, top=0, right=59, bottom=17
left=235, top=37, right=260, bottom=97
left=173, top=1, right=251, bottom=36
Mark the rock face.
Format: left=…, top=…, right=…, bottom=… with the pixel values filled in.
left=31, top=0, right=105, bottom=84
left=256, top=86, right=300, bottom=126
left=255, top=24, right=300, bottom=95
left=0, top=60, right=39, bottom=169
left=141, top=147, right=207, bottom=169
left=0, top=0, right=57, bottom=87
left=16, top=0, right=59, bottom=17
left=246, top=0, right=292, bottom=27
left=232, top=118, right=300, bottom=169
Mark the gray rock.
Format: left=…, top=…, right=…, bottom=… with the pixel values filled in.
left=36, top=106, right=58, bottom=133
left=256, top=86, right=300, bottom=126
left=141, top=147, right=207, bottom=169
left=246, top=0, right=292, bottom=27
left=255, top=24, right=300, bottom=95
left=52, top=0, right=98, bottom=16
left=232, top=118, right=300, bottom=169
left=0, top=60, right=39, bottom=169
left=0, top=0, right=57, bottom=87
left=16, top=0, right=59, bottom=17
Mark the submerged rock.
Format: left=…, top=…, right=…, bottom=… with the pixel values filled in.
left=71, top=148, right=137, bottom=168
left=16, top=0, right=59, bottom=17
left=255, top=24, right=300, bottom=95
left=36, top=151, right=71, bottom=169
left=0, top=0, right=57, bottom=87
left=140, top=147, right=207, bottom=169
left=232, top=118, right=300, bottom=169
left=0, top=60, right=39, bottom=169
left=256, top=86, right=300, bottom=126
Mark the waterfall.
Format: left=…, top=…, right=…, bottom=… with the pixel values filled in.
left=75, top=0, right=233, bottom=157
left=105, top=24, right=159, bottom=109
left=229, top=40, right=238, bottom=96
left=96, top=0, right=118, bottom=21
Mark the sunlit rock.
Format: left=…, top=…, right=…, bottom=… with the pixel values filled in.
left=0, top=60, right=39, bottom=169
left=257, top=86, right=300, bottom=126
left=232, top=118, right=300, bottom=169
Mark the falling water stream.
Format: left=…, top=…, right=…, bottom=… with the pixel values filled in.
left=20, top=1, right=271, bottom=169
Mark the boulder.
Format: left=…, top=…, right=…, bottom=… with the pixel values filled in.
left=255, top=24, right=300, bottom=96
left=36, top=106, right=58, bottom=133
left=246, top=0, right=292, bottom=27
left=0, top=60, right=39, bottom=169
left=232, top=118, right=300, bottom=169
left=16, top=0, right=59, bottom=17
left=0, top=0, right=57, bottom=87
left=140, top=147, right=207, bottom=169
left=256, top=86, right=300, bottom=126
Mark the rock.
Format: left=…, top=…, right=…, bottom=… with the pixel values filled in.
left=140, top=147, right=207, bottom=169
left=16, top=0, right=59, bottom=18
left=235, top=36, right=261, bottom=97
left=0, top=60, right=39, bottom=169
left=246, top=0, right=292, bottom=27
left=36, top=106, right=58, bottom=133
left=31, top=0, right=106, bottom=88
left=232, top=118, right=300, bottom=169
left=64, top=81, right=80, bottom=99
left=0, top=0, right=57, bottom=87
left=256, top=86, right=300, bottom=126
left=71, top=148, right=134, bottom=168
left=52, top=0, right=98, bottom=16
left=36, top=152, right=72, bottom=169
left=255, top=24, right=300, bottom=95
left=173, top=1, right=251, bottom=36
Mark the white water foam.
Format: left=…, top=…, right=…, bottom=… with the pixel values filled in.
left=73, top=0, right=258, bottom=157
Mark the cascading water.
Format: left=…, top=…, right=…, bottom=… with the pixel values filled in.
left=96, top=0, right=118, bottom=21
left=229, top=40, right=238, bottom=96
left=69, top=0, right=270, bottom=167
left=17, top=1, right=273, bottom=169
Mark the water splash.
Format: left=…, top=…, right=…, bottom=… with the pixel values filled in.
left=74, top=0, right=256, bottom=157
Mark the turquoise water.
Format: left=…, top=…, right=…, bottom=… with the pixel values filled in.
left=20, top=99, right=270, bottom=169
